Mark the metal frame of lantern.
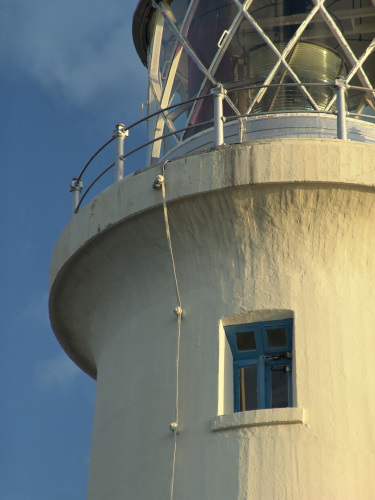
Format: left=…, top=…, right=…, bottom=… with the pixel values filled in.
left=134, top=0, right=375, bottom=163
left=68, top=0, right=375, bottom=213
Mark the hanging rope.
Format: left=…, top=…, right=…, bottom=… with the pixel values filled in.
left=161, top=162, right=182, bottom=309
left=168, top=314, right=182, bottom=500
left=156, top=161, right=183, bottom=500
left=170, top=411, right=178, bottom=500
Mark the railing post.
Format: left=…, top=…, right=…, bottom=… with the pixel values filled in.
left=70, top=177, right=83, bottom=214
left=113, top=123, right=129, bottom=182
left=211, top=85, right=226, bottom=146
left=334, top=79, right=347, bottom=140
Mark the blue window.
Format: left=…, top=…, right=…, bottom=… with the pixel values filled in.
left=225, top=319, right=293, bottom=412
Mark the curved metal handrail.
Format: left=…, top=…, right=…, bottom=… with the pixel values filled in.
left=71, top=80, right=375, bottom=213
left=73, top=118, right=214, bottom=213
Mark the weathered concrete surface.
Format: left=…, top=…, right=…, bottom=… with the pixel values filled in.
left=49, top=138, right=375, bottom=499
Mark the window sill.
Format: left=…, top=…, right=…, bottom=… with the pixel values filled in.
left=211, top=407, right=305, bottom=432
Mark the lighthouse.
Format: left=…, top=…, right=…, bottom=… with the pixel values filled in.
left=49, top=1, right=375, bottom=498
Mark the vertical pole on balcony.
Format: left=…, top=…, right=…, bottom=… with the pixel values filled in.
left=113, top=123, right=129, bottom=182
left=335, top=79, right=347, bottom=140
left=211, top=85, right=226, bottom=147
left=70, top=177, right=83, bottom=214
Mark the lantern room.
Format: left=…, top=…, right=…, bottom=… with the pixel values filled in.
left=133, top=0, right=375, bottom=162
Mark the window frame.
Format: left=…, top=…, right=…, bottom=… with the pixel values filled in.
left=225, top=318, right=293, bottom=412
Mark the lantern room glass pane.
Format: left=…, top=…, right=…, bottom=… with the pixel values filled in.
left=269, top=42, right=346, bottom=112
left=328, top=0, right=375, bottom=51
left=215, top=32, right=279, bottom=114
left=169, top=0, right=191, bottom=27
left=248, top=0, right=308, bottom=44
left=181, top=78, right=214, bottom=136
left=159, top=23, right=178, bottom=92
left=361, top=55, right=375, bottom=114
left=186, top=0, right=236, bottom=69
left=146, top=0, right=375, bottom=161
left=165, top=84, right=193, bottom=132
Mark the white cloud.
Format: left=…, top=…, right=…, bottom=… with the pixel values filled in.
left=33, top=352, right=82, bottom=390
left=0, top=0, right=147, bottom=116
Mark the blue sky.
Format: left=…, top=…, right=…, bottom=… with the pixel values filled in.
left=0, top=1, right=147, bottom=498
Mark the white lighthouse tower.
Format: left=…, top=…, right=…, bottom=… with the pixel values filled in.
left=49, top=1, right=375, bottom=498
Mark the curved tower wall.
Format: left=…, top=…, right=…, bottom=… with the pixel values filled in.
left=50, top=0, right=375, bottom=497
left=49, top=140, right=375, bottom=499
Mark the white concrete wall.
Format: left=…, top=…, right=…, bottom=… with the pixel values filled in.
left=49, top=139, right=375, bottom=499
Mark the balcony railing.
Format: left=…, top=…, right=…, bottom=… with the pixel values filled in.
left=70, top=80, right=375, bottom=214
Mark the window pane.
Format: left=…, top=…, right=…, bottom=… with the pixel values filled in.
left=267, top=327, right=287, bottom=348
left=271, top=366, right=289, bottom=408
left=239, top=365, right=258, bottom=411
left=236, top=331, right=256, bottom=351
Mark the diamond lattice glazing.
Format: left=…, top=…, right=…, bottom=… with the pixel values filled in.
left=143, top=0, right=375, bottom=161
